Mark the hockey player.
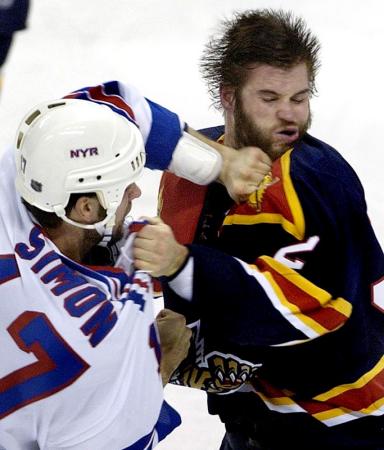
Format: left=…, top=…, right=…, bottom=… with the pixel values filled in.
left=132, top=9, right=384, bottom=450
left=0, top=98, right=192, bottom=449
left=0, top=81, right=272, bottom=448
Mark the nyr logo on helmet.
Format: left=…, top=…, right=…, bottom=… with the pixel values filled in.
left=70, top=147, right=99, bottom=158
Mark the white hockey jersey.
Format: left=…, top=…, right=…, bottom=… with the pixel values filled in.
left=0, top=147, right=180, bottom=449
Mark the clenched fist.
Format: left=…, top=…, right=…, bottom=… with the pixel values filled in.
left=188, top=128, right=272, bottom=202
left=156, top=309, right=192, bottom=385
left=133, top=216, right=189, bottom=277
left=219, top=145, right=273, bottom=203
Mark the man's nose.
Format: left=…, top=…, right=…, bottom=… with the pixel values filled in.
left=276, top=103, right=296, bottom=122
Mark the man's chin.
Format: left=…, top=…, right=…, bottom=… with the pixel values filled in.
left=270, top=139, right=301, bottom=159
left=268, top=145, right=288, bottom=160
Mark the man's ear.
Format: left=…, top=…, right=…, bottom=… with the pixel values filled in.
left=220, top=84, right=236, bottom=112
left=69, top=196, right=101, bottom=224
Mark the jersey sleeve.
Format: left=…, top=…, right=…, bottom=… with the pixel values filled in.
left=186, top=244, right=351, bottom=347
left=63, top=80, right=185, bottom=170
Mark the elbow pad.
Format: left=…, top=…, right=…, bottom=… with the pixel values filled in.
left=168, top=132, right=222, bottom=185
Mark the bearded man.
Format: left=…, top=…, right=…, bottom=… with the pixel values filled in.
left=134, top=9, right=384, bottom=450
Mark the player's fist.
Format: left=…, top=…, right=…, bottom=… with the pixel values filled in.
left=132, top=216, right=189, bottom=277
left=156, top=309, right=192, bottom=385
left=219, top=145, right=273, bottom=202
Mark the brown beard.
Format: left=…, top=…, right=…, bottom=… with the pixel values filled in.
left=233, top=100, right=312, bottom=160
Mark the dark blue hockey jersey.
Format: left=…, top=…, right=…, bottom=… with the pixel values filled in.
left=159, top=128, right=384, bottom=446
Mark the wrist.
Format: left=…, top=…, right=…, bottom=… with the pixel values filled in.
left=163, top=245, right=189, bottom=278
left=160, top=361, right=174, bottom=386
left=216, top=144, right=235, bottom=186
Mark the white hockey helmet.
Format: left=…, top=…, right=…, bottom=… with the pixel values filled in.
left=15, top=98, right=145, bottom=234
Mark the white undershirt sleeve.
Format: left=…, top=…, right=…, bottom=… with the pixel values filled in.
left=168, top=257, right=194, bottom=301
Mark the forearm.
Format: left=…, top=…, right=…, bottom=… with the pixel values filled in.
left=185, top=127, right=273, bottom=201
left=186, top=127, right=233, bottom=182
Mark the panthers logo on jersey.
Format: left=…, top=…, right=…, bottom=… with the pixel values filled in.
left=170, top=320, right=262, bottom=393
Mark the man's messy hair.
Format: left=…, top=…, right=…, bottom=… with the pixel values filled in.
left=200, top=9, right=321, bottom=110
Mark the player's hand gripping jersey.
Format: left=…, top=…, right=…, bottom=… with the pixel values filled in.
left=0, top=82, right=189, bottom=449
left=159, top=126, right=384, bottom=434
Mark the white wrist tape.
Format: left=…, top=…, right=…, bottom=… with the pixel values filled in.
left=168, top=132, right=222, bottom=185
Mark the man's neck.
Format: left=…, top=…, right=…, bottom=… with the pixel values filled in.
left=44, top=224, right=92, bottom=263
left=223, top=135, right=236, bottom=148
